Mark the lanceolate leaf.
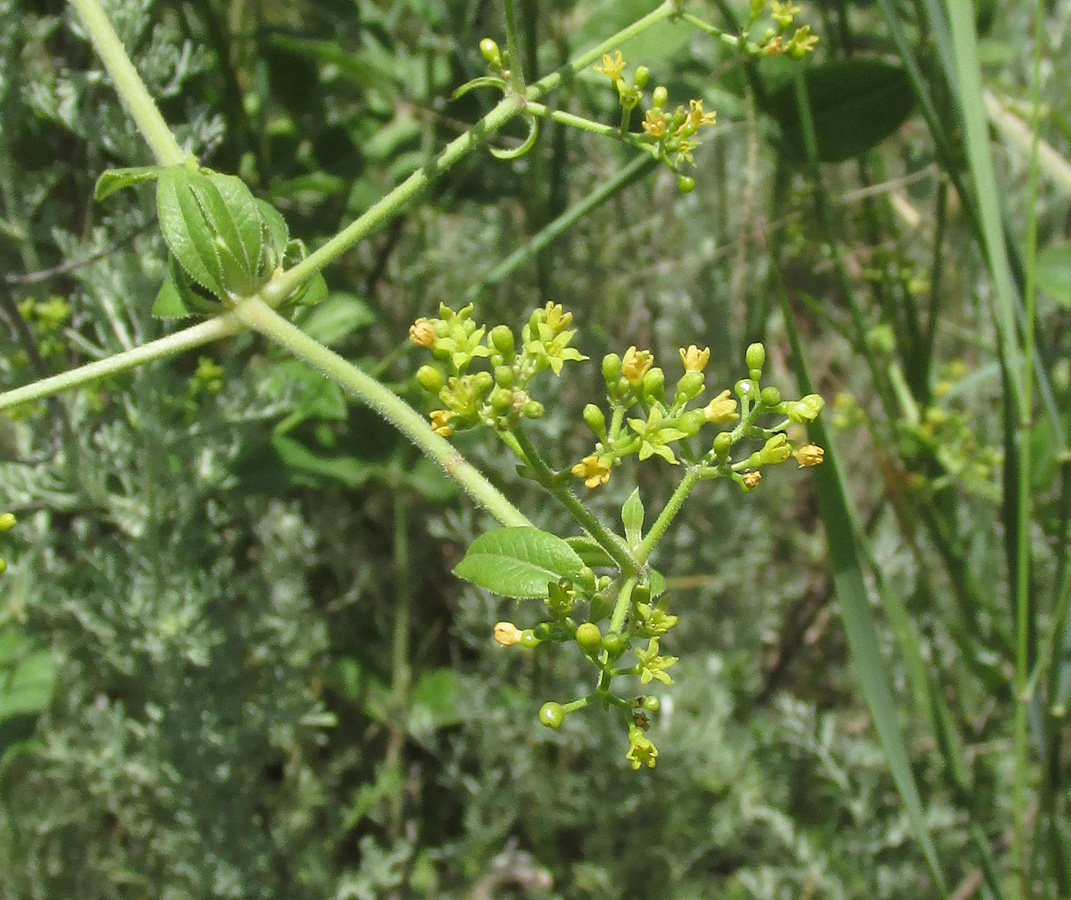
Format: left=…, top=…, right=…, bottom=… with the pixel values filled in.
left=156, top=166, right=226, bottom=296
left=454, top=527, right=584, bottom=598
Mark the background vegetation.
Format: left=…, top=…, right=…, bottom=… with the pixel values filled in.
left=1, top=0, right=1070, bottom=897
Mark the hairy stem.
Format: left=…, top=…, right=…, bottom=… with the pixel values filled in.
left=233, top=297, right=529, bottom=528
left=636, top=468, right=701, bottom=564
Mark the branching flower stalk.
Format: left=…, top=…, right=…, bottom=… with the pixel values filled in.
left=0, top=0, right=821, bottom=769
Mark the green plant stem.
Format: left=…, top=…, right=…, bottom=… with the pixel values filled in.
left=509, top=426, right=638, bottom=575
left=678, top=12, right=742, bottom=49
left=68, top=0, right=185, bottom=166
left=0, top=314, right=246, bottom=412
left=501, top=0, right=526, bottom=92
left=269, top=1, right=678, bottom=302
left=233, top=297, right=529, bottom=529
left=636, top=468, right=700, bottom=564
left=525, top=102, right=650, bottom=146
left=609, top=575, right=638, bottom=634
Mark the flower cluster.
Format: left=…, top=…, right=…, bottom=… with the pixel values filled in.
left=747, top=0, right=819, bottom=58
left=572, top=340, right=824, bottom=493
left=411, top=302, right=586, bottom=437
left=593, top=51, right=718, bottom=192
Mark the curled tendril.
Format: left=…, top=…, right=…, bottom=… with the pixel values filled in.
left=451, top=76, right=508, bottom=101
left=489, top=115, right=539, bottom=160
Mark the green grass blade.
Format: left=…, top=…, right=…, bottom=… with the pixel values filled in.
left=780, top=298, right=948, bottom=895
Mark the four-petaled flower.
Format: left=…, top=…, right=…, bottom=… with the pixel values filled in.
left=571, top=454, right=612, bottom=489
left=430, top=409, right=453, bottom=437
left=628, top=406, right=688, bottom=464
left=593, top=50, right=626, bottom=83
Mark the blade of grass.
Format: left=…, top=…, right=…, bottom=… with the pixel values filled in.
left=779, top=289, right=948, bottom=895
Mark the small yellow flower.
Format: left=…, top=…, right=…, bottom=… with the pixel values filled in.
left=593, top=50, right=626, bottom=83
left=758, top=433, right=792, bottom=465
left=621, top=346, right=654, bottom=387
left=703, top=389, right=739, bottom=424
left=679, top=345, right=710, bottom=373
left=642, top=108, right=667, bottom=138
left=430, top=409, right=454, bottom=437
left=742, top=470, right=762, bottom=489
left=409, top=317, right=435, bottom=348
left=494, top=622, right=522, bottom=646
left=770, top=0, right=801, bottom=27
left=571, top=454, right=612, bottom=489
left=794, top=444, right=824, bottom=468
left=626, top=722, right=659, bottom=770
left=788, top=25, right=819, bottom=57
left=682, top=98, right=717, bottom=132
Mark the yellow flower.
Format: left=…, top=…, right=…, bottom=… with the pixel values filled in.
left=770, top=0, right=801, bottom=26
left=679, top=345, right=710, bottom=373
left=682, top=98, right=717, bottom=132
left=494, top=622, right=522, bottom=646
left=571, top=454, right=612, bottom=489
left=742, top=470, right=762, bottom=489
left=430, top=409, right=454, bottom=437
left=758, top=433, right=792, bottom=465
left=703, top=389, right=739, bottom=424
left=642, top=108, right=667, bottom=138
left=593, top=50, right=626, bottom=83
left=788, top=25, right=819, bottom=58
left=621, top=345, right=654, bottom=387
left=409, top=317, right=435, bottom=348
left=794, top=443, right=824, bottom=468
left=626, top=722, right=659, bottom=770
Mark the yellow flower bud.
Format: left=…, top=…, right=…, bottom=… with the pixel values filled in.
left=621, top=346, right=654, bottom=387
left=794, top=444, right=824, bottom=468
left=703, top=389, right=739, bottom=424
left=679, top=344, right=710, bottom=373
left=409, top=317, right=435, bottom=348
left=494, top=622, right=522, bottom=646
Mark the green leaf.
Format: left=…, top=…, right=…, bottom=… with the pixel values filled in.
left=94, top=165, right=162, bottom=201
left=454, top=527, right=584, bottom=598
left=187, top=171, right=266, bottom=293
left=270, top=434, right=373, bottom=489
left=298, top=293, right=376, bottom=345
left=156, top=166, right=226, bottom=297
left=761, top=59, right=915, bottom=162
left=565, top=536, right=616, bottom=569
left=0, top=650, right=56, bottom=723
left=621, top=488, right=645, bottom=547
left=408, top=668, right=464, bottom=744
left=152, top=259, right=197, bottom=319
left=1036, top=242, right=1071, bottom=307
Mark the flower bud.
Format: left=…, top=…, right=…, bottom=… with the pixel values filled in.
left=745, top=342, right=766, bottom=372
left=490, top=387, right=515, bottom=414
left=794, top=443, right=824, bottom=468
left=494, top=365, right=514, bottom=388
left=583, top=403, right=607, bottom=437
left=489, top=324, right=515, bottom=356
left=712, top=431, right=733, bottom=457
left=494, top=622, right=521, bottom=646
left=634, top=65, right=651, bottom=88
left=675, top=371, right=705, bottom=403
left=416, top=365, right=444, bottom=394
left=677, top=409, right=705, bottom=437
left=642, top=366, right=665, bottom=399
left=519, top=629, right=540, bottom=648
left=522, top=400, right=544, bottom=419
left=409, top=318, right=435, bottom=348
left=479, top=38, right=501, bottom=66
left=652, top=85, right=668, bottom=108
left=676, top=174, right=696, bottom=194
left=758, top=433, right=792, bottom=465
left=788, top=393, right=824, bottom=422
left=760, top=386, right=781, bottom=406
left=575, top=622, right=602, bottom=651
left=602, top=352, right=622, bottom=385
left=0, top=513, right=15, bottom=532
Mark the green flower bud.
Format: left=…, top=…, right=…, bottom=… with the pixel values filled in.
left=634, top=65, right=651, bottom=89
left=479, top=38, right=501, bottom=66
left=675, top=371, right=705, bottom=402
left=734, top=378, right=755, bottom=399
left=602, top=352, right=622, bottom=385
left=520, top=629, right=541, bottom=648
left=490, top=387, right=514, bottom=414
left=788, top=393, right=825, bottom=422
left=632, top=583, right=651, bottom=606
left=676, top=174, right=696, bottom=194
left=602, top=632, right=627, bottom=659
left=677, top=409, right=705, bottom=437
left=473, top=371, right=494, bottom=393
left=642, top=694, right=660, bottom=712
left=577, top=567, right=597, bottom=594
left=652, top=85, right=668, bottom=108
left=760, top=386, right=781, bottom=406
left=494, top=365, right=514, bottom=388
left=575, top=622, right=602, bottom=651
left=642, top=367, right=665, bottom=399
left=713, top=431, right=733, bottom=457
left=0, top=513, right=16, bottom=532
left=539, top=701, right=565, bottom=728
left=489, top=324, right=515, bottom=356
left=583, top=403, right=607, bottom=437
left=745, top=342, right=766, bottom=371
left=0, top=559, right=6, bottom=575
left=522, top=400, right=545, bottom=419
left=416, top=365, right=444, bottom=394
left=533, top=622, right=553, bottom=640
